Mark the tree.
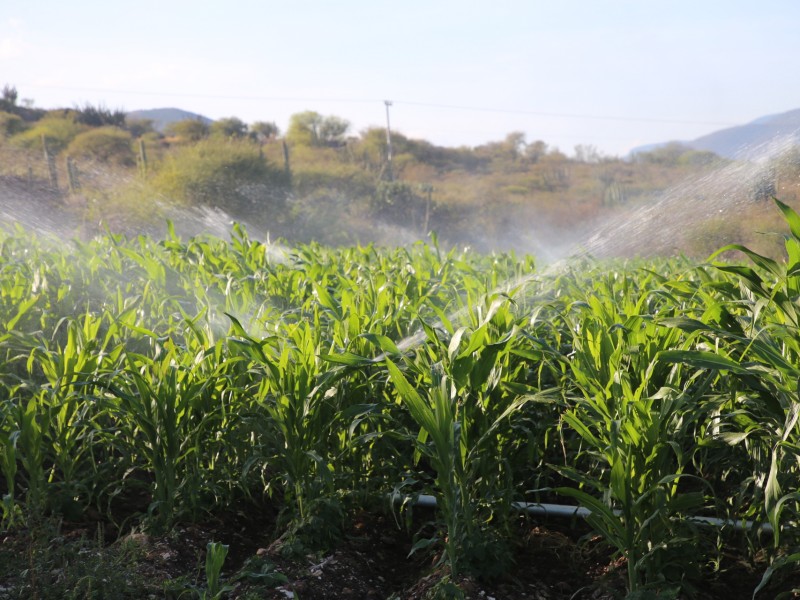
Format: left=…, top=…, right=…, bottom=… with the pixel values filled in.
left=318, top=115, right=349, bottom=147
left=355, top=127, right=391, bottom=170
left=525, top=140, right=548, bottom=163
left=286, top=111, right=350, bottom=147
left=474, top=131, right=528, bottom=171
left=210, top=116, right=248, bottom=139
left=74, top=102, right=126, bottom=127
left=124, top=117, right=155, bottom=138
left=286, top=111, right=320, bottom=146
left=677, top=149, right=719, bottom=167
left=0, top=84, right=18, bottom=111
left=634, top=142, right=691, bottom=166
left=165, top=118, right=209, bottom=142
left=573, top=144, right=601, bottom=163
left=250, top=121, right=279, bottom=143
left=504, top=131, right=527, bottom=159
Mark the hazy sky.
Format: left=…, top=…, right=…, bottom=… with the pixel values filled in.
left=2, top=1, right=798, bottom=156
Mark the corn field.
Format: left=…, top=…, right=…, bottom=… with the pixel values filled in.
left=3, top=202, right=800, bottom=598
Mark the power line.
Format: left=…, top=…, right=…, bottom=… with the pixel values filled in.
left=16, top=84, right=381, bottom=105
left=394, top=100, right=739, bottom=127
left=17, top=83, right=739, bottom=128
left=384, top=100, right=394, bottom=181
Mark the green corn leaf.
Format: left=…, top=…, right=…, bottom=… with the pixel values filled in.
left=320, top=351, right=374, bottom=366
left=312, top=281, right=341, bottom=319
left=659, top=350, right=752, bottom=375
left=386, top=360, right=437, bottom=439
left=713, top=264, right=770, bottom=298
left=658, top=316, right=712, bottom=333
left=554, top=486, right=625, bottom=544
left=359, top=332, right=401, bottom=356
left=6, top=294, right=39, bottom=331
left=775, top=197, right=800, bottom=240
left=709, top=243, right=782, bottom=279
left=753, top=551, right=800, bottom=599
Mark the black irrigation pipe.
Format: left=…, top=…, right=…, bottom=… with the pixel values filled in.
left=394, top=494, right=773, bottom=534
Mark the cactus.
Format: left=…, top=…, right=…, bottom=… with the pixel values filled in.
left=603, top=181, right=626, bottom=206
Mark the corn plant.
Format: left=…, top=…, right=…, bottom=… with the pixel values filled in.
left=555, top=268, right=712, bottom=595
left=386, top=294, right=537, bottom=579
left=97, top=335, right=238, bottom=529
left=659, top=199, right=800, bottom=596
left=228, top=314, right=348, bottom=548
left=8, top=212, right=800, bottom=595
left=203, top=541, right=234, bottom=600
left=0, top=396, right=20, bottom=525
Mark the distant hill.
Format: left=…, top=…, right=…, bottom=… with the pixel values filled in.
left=631, top=108, right=800, bottom=160
left=126, top=108, right=213, bottom=133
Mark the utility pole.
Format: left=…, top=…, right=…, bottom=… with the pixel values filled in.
left=384, top=100, right=394, bottom=181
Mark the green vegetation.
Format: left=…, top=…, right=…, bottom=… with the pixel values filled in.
left=2, top=200, right=800, bottom=597
left=66, top=126, right=135, bottom=166
left=0, top=111, right=26, bottom=138
left=5, top=86, right=800, bottom=596
left=152, top=138, right=289, bottom=223
left=3, top=87, right=799, bottom=254
left=286, top=110, right=350, bottom=148
left=11, top=112, right=87, bottom=154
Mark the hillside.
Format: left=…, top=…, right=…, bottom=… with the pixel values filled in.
left=690, top=108, right=800, bottom=159
left=632, top=107, right=800, bottom=159
left=2, top=98, right=799, bottom=259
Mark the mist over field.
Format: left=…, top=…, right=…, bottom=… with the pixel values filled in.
left=2, top=88, right=799, bottom=264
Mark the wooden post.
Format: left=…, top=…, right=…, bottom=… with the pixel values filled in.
left=423, top=184, right=433, bottom=234
left=66, top=156, right=79, bottom=193
left=282, top=139, right=291, bottom=182
left=137, top=138, right=148, bottom=177
left=42, top=134, right=58, bottom=190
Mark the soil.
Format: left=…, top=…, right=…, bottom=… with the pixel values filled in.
left=3, top=497, right=799, bottom=600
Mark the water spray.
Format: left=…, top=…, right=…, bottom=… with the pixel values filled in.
left=385, top=137, right=797, bottom=358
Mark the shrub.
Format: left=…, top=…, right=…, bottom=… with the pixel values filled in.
left=151, top=138, right=289, bottom=224
left=82, top=180, right=167, bottom=235
left=0, top=110, right=26, bottom=137
left=11, top=114, right=86, bottom=153
left=66, top=126, right=135, bottom=166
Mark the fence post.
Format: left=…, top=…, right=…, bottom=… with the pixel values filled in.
left=282, top=139, right=291, bottom=182
left=42, top=134, right=58, bottom=190
left=137, top=138, right=148, bottom=177
left=66, top=156, right=79, bottom=193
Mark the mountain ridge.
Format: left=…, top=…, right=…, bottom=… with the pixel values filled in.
left=126, top=107, right=213, bottom=133
left=631, top=108, right=800, bottom=159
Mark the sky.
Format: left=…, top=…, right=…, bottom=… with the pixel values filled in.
left=2, top=0, right=799, bottom=157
